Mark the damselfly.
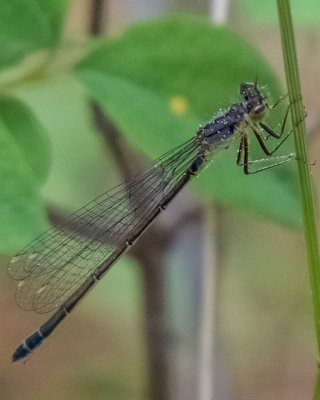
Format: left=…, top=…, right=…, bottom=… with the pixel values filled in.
left=9, top=82, right=295, bottom=361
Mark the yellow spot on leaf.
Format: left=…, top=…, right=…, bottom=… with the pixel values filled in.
left=170, top=96, right=187, bottom=115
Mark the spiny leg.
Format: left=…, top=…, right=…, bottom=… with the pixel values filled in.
left=269, top=93, right=288, bottom=110
left=260, top=102, right=291, bottom=140
left=243, top=136, right=249, bottom=174
left=269, top=93, right=303, bottom=112
left=244, top=153, right=295, bottom=174
left=236, top=104, right=291, bottom=173
left=261, top=95, right=305, bottom=142
left=253, top=130, right=273, bottom=155
left=253, top=102, right=306, bottom=157
left=237, top=137, right=244, bottom=166
left=241, top=135, right=295, bottom=175
left=253, top=127, right=292, bottom=156
left=238, top=97, right=306, bottom=174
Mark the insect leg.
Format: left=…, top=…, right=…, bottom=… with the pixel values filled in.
left=253, top=128, right=292, bottom=156
left=236, top=137, right=244, bottom=166
left=269, top=93, right=288, bottom=110
left=259, top=103, right=291, bottom=139
left=243, top=153, right=296, bottom=174
left=241, top=131, right=295, bottom=174
left=243, top=136, right=249, bottom=174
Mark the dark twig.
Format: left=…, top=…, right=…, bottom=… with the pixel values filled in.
left=91, top=102, right=142, bottom=181
left=89, top=0, right=107, bottom=36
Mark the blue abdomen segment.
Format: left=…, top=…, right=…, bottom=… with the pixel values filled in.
left=12, top=304, right=68, bottom=362
left=12, top=331, right=44, bottom=361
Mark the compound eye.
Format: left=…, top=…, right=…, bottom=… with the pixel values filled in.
left=251, top=104, right=265, bottom=120
left=253, top=104, right=264, bottom=114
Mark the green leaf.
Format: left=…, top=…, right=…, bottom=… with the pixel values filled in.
left=0, top=0, right=70, bottom=69
left=0, top=110, right=49, bottom=252
left=0, top=96, right=51, bottom=184
left=74, top=70, right=198, bottom=153
left=16, top=76, right=119, bottom=211
left=75, top=15, right=301, bottom=226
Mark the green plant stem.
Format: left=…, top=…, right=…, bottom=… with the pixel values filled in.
left=277, top=0, right=320, bottom=377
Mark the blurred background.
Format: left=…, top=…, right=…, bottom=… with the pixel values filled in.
left=0, top=1, right=320, bottom=399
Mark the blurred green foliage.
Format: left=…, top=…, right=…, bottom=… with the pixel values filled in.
left=0, top=3, right=301, bottom=252
left=0, top=0, right=70, bottom=69
left=0, top=97, right=51, bottom=184
left=17, top=77, right=118, bottom=211
left=0, top=97, right=50, bottom=251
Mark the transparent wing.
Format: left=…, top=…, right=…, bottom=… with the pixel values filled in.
left=9, top=138, right=200, bottom=314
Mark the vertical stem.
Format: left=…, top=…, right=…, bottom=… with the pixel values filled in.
left=197, top=4, right=231, bottom=399
left=198, top=206, right=217, bottom=400
left=277, top=1, right=320, bottom=395
left=209, top=0, right=230, bottom=24
left=196, top=4, right=231, bottom=399
left=89, top=0, right=107, bottom=35
left=141, top=256, right=170, bottom=400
